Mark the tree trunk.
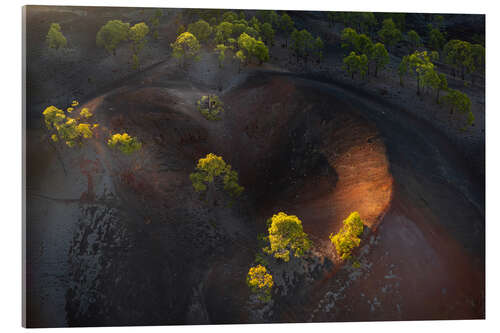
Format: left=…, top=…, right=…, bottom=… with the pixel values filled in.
left=417, top=77, right=420, bottom=95
left=375, top=65, right=378, bottom=78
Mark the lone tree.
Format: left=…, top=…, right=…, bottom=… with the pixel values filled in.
left=440, top=89, right=474, bottom=127
left=96, top=20, right=130, bottom=55
left=187, top=19, right=213, bottom=43
left=129, top=22, right=149, bottom=69
left=407, top=30, right=422, bottom=49
left=170, top=32, right=201, bottom=67
left=378, top=18, right=402, bottom=48
left=279, top=13, right=295, bottom=47
left=190, top=153, right=244, bottom=204
left=108, top=133, right=142, bottom=154
left=246, top=264, right=274, bottom=302
left=330, top=212, right=364, bottom=260
left=214, top=44, right=228, bottom=68
left=343, top=51, right=368, bottom=79
left=428, top=28, right=445, bottom=51
left=46, top=23, right=67, bottom=49
left=197, top=95, right=224, bottom=120
left=371, top=42, right=389, bottom=77
left=263, top=212, right=312, bottom=262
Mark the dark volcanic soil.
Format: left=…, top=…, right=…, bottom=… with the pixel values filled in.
left=25, top=6, right=485, bottom=327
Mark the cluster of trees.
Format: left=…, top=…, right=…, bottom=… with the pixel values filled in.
left=442, top=39, right=485, bottom=82
left=42, top=101, right=97, bottom=147
left=341, top=28, right=389, bottom=78
left=196, top=95, right=224, bottom=120
left=170, top=9, right=323, bottom=72
left=290, top=29, right=324, bottom=66
left=399, top=50, right=474, bottom=127
left=43, top=100, right=142, bottom=156
left=329, top=212, right=364, bottom=260
left=245, top=212, right=312, bottom=302
left=96, top=19, right=150, bottom=69
left=46, top=23, right=67, bottom=49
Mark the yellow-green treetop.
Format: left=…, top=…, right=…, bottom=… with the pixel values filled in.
left=107, top=133, right=142, bottom=155
left=170, top=32, right=201, bottom=66
left=189, top=153, right=244, bottom=198
left=246, top=264, right=273, bottom=302
left=46, top=23, right=67, bottom=49
left=264, top=212, right=312, bottom=262
left=330, top=212, right=364, bottom=260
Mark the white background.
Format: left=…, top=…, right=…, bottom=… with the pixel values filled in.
left=1, top=0, right=498, bottom=331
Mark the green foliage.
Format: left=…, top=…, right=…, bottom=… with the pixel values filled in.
left=46, top=23, right=67, bottom=49
left=398, top=55, right=409, bottom=86
left=441, top=89, right=474, bottom=126
left=329, top=212, right=364, bottom=261
left=129, top=22, right=149, bottom=69
left=279, top=13, right=295, bottom=40
left=197, top=95, right=224, bottom=120
left=170, top=32, right=201, bottom=66
left=377, top=18, right=402, bottom=47
left=406, top=50, right=435, bottom=94
left=96, top=20, right=130, bottom=55
left=343, top=51, right=368, bottom=79
left=340, top=27, right=358, bottom=52
left=443, top=39, right=474, bottom=79
left=371, top=43, right=389, bottom=76
left=260, top=22, right=275, bottom=46
left=42, top=102, right=97, bottom=148
left=290, top=29, right=322, bottom=65
left=108, top=133, right=142, bottom=154
left=333, top=12, right=377, bottom=33
left=246, top=264, right=273, bottom=302
left=189, top=153, right=244, bottom=198
left=187, top=19, right=212, bottom=43
left=237, top=32, right=269, bottom=65
left=214, top=44, right=228, bottom=67
left=215, top=21, right=233, bottom=44
left=429, top=28, right=445, bottom=51
left=263, top=212, right=312, bottom=262
left=222, top=11, right=238, bottom=23
left=257, top=10, right=280, bottom=27
left=407, top=30, right=422, bottom=49
left=149, top=9, right=162, bottom=39
left=471, top=43, right=485, bottom=74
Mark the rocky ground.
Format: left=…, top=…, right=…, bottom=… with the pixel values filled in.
left=25, top=6, right=485, bottom=327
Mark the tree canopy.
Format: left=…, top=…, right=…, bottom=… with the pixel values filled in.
left=129, top=22, right=149, bottom=69
left=187, top=19, right=213, bottom=43
left=170, top=32, right=201, bottom=66
left=263, top=212, right=312, bottom=262
left=189, top=153, right=244, bottom=198
left=246, top=264, right=273, bottom=302
left=343, top=51, right=368, bottom=79
left=96, top=20, right=130, bottom=55
left=330, top=212, right=364, bottom=260
left=46, top=23, right=67, bottom=49
left=377, top=18, right=402, bottom=47
left=197, top=95, right=224, bottom=119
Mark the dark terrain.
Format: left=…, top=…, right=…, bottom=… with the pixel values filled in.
left=24, top=6, right=485, bottom=327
